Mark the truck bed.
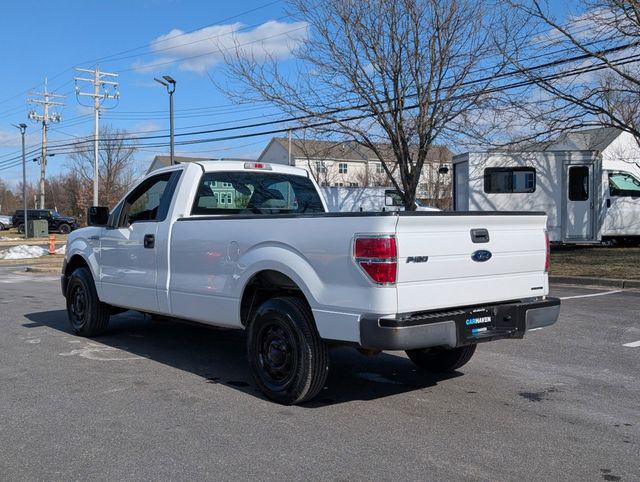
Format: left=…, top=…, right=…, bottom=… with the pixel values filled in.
left=169, top=210, right=548, bottom=335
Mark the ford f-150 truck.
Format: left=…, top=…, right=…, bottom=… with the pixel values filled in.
left=61, top=161, right=560, bottom=404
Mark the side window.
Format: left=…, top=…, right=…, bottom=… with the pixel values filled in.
left=568, top=166, right=589, bottom=201
left=484, top=167, right=536, bottom=193
left=120, top=173, right=173, bottom=226
left=192, top=171, right=325, bottom=215
left=609, top=172, right=640, bottom=197
left=385, top=190, right=403, bottom=206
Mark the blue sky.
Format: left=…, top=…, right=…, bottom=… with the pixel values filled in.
left=0, top=0, right=300, bottom=185
left=0, top=0, right=577, bottom=187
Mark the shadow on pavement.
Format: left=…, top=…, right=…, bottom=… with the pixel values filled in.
left=24, top=309, right=461, bottom=407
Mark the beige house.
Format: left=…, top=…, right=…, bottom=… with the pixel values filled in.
left=257, top=137, right=452, bottom=202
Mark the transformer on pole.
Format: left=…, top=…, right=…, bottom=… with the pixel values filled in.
left=27, top=78, right=64, bottom=209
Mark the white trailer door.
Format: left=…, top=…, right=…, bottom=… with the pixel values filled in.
left=563, top=163, right=596, bottom=241
left=454, top=161, right=469, bottom=211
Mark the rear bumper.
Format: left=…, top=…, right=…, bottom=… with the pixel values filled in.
left=359, top=297, right=560, bottom=351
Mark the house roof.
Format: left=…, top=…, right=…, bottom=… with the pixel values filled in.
left=269, top=137, right=452, bottom=163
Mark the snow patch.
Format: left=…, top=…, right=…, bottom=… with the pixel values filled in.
left=55, top=245, right=66, bottom=255
left=0, top=245, right=47, bottom=260
left=0, top=237, right=22, bottom=241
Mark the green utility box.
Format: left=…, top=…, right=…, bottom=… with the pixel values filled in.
left=27, top=219, right=48, bottom=238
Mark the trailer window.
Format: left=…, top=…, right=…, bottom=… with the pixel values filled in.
left=568, top=166, right=589, bottom=201
left=192, top=172, right=325, bottom=215
left=484, top=168, right=536, bottom=193
left=385, top=190, right=404, bottom=206
left=609, top=172, right=640, bottom=197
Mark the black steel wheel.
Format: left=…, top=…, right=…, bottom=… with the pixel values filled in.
left=17, top=223, right=25, bottom=235
left=59, top=223, right=71, bottom=234
left=406, top=344, right=477, bottom=372
left=247, top=297, right=328, bottom=405
left=65, top=267, right=111, bottom=337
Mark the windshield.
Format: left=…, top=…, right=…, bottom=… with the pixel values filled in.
left=609, top=172, right=640, bottom=197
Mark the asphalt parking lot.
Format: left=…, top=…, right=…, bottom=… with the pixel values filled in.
left=0, top=273, right=638, bottom=480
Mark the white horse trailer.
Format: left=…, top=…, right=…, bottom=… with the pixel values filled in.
left=453, top=146, right=640, bottom=244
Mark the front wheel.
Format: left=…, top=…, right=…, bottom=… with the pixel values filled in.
left=59, top=223, right=71, bottom=234
left=66, top=267, right=111, bottom=336
left=247, top=297, right=329, bottom=405
left=406, top=344, right=477, bottom=372
left=17, top=223, right=25, bottom=235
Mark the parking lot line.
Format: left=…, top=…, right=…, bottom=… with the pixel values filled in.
left=622, top=340, right=640, bottom=348
left=559, top=290, right=623, bottom=300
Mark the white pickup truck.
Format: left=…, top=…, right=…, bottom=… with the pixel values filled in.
left=61, top=161, right=560, bottom=404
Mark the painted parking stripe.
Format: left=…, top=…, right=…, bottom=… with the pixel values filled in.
left=623, top=340, right=640, bottom=348
left=559, top=290, right=623, bottom=300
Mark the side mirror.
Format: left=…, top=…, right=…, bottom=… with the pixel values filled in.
left=87, top=206, right=109, bottom=227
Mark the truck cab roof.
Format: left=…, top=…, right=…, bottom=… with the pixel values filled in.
left=155, top=160, right=310, bottom=178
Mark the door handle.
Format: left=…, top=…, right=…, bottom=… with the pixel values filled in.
left=88, top=235, right=99, bottom=241
left=144, top=234, right=155, bottom=249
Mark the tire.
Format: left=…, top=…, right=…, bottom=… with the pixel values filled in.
left=65, top=267, right=111, bottom=337
left=59, top=223, right=71, bottom=234
left=0, top=222, right=5, bottom=231
left=247, top=296, right=329, bottom=405
left=17, top=223, right=25, bottom=235
left=406, top=344, right=477, bottom=372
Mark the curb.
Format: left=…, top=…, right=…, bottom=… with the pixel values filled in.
left=550, top=276, right=640, bottom=290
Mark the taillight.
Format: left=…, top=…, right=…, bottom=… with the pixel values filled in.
left=544, top=230, right=550, bottom=272
left=354, top=235, right=397, bottom=284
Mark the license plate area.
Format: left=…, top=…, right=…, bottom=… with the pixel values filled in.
left=457, top=304, right=522, bottom=345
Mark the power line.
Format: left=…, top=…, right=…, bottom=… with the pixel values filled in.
left=2, top=35, right=636, bottom=174
left=25, top=40, right=640, bottom=149
left=2, top=48, right=637, bottom=175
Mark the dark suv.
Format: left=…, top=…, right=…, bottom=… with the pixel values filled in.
left=13, top=209, right=77, bottom=234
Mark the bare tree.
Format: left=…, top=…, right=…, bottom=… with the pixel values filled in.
left=68, top=125, right=140, bottom=210
left=223, top=0, right=508, bottom=209
left=491, top=0, right=640, bottom=148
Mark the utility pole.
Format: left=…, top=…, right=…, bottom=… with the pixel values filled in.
left=12, top=123, right=28, bottom=239
left=154, top=75, right=176, bottom=165
left=75, top=66, right=119, bottom=206
left=27, top=78, right=63, bottom=209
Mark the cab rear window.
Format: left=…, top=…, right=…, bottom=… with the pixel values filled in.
left=191, top=172, right=325, bottom=215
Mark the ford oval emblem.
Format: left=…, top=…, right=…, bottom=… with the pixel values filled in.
left=471, top=250, right=492, bottom=262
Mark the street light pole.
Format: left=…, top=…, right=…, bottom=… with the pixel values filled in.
left=154, top=75, right=176, bottom=165
left=12, top=123, right=28, bottom=239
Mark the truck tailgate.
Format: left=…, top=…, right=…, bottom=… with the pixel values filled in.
left=395, top=214, right=548, bottom=313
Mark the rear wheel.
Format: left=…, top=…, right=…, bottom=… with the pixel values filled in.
left=59, top=223, right=71, bottom=234
left=66, top=267, right=111, bottom=336
left=17, top=223, right=25, bottom=235
left=247, top=297, right=329, bottom=405
left=406, top=344, right=477, bottom=372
